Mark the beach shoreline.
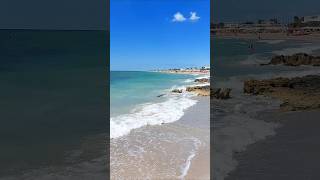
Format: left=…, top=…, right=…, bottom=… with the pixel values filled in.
left=211, top=34, right=320, bottom=180
left=213, top=32, right=320, bottom=42
left=110, top=96, right=210, bottom=179
left=225, top=110, right=320, bottom=179
left=110, top=71, right=210, bottom=179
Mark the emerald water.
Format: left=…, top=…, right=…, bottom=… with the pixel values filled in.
left=110, top=71, right=203, bottom=138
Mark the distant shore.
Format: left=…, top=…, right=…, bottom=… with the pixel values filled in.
left=213, top=32, right=320, bottom=42
left=155, top=69, right=210, bottom=75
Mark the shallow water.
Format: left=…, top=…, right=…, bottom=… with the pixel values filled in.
left=110, top=71, right=205, bottom=138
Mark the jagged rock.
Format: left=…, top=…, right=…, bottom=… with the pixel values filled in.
left=244, top=77, right=290, bottom=95
left=195, top=78, right=210, bottom=83
left=186, top=85, right=210, bottom=96
left=262, top=53, right=320, bottom=66
left=212, top=88, right=232, bottom=99
left=172, top=89, right=183, bottom=93
left=243, top=75, right=320, bottom=111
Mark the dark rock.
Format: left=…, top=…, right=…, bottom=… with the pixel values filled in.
left=263, top=53, right=320, bottom=66
left=172, top=89, right=183, bottom=93
left=195, top=78, right=210, bottom=83
left=243, top=75, right=320, bottom=111
left=157, top=94, right=166, bottom=97
left=211, top=88, right=232, bottom=99
left=186, top=85, right=210, bottom=96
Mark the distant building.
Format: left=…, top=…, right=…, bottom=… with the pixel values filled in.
left=201, top=66, right=210, bottom=70
left=302, top=15, right=320, bottom=23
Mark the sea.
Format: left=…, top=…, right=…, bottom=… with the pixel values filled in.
left=110, top=71, right=207, bottom=138
left=212, top=37, right=320, bottom=180
left=110, top=71, right=210, bottom=179
left=0, top=30, right=108, bottom=179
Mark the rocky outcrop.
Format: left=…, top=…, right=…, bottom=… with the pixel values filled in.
left=172, top=89, right=183, bottom=93
left=212, top=88, right=232, bottom=99
left=261, top=53, right=320, bottom=66
left=244, top=77, right=290, bottom=95
left=195, top=78, right=210, bottom=83
left=185, top=85, right=232, bottom=99
left=244, top=75, right=320, bottom=111
left=186, top=85, right=210, bottom=96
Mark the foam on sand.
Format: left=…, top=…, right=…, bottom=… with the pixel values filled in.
left=110, top=94, right=198, bottom=139
left=178, top=138, right=201, bottom=179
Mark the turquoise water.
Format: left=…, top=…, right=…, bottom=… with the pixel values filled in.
left=110, top=71, right=202, bottom=138
left=110, top=71, right=195, bottom=116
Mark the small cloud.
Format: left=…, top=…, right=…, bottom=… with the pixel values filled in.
left=189, top=12, right=200, bottom=21
left=172, top=12, right=186, bottom=22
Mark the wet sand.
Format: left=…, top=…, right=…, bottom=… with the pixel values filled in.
left=225, top=110, right=320, bottom=179
left=177, top=96, right=210, bottom=180
left=110, top=97, right=210, bottom=179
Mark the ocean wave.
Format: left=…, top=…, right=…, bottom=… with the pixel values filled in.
left=110, top=95, right=198, bottom=139
left=195, top=75, right=210, bottom=80
left=240, top=54, right=269, bottom=65
left=258, top=39, right=285, bottom=45
left=272, top=44, right=320, bottom=55
left=184, top=79, right=194, bottom=83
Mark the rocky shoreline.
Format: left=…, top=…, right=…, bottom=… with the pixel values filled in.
left=244, top=75, right=320, bottom=111
left=261, top=53, right=320, bottom=66
left=169, top=76, right=232, bottom=99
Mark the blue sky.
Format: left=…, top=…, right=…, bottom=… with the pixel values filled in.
left=110, top=0, right=209, bottom=71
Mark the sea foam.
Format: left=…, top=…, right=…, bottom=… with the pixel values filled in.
left=110, top=94, right=198, bottom=139
left=272, top=44, right=320, bottom=55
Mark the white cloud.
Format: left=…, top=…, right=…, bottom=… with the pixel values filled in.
left=189, top=12, right=200, bottom=21
left=172, top=12, right=186, bottom=22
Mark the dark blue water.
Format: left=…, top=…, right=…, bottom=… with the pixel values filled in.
left=0, top=30, right=108, bottom=178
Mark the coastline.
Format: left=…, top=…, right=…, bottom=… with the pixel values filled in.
left=110, top=96, right=210, bottom=179
left=213, top=32, right=320, bottom=42
left=110, top=72, right=210, bottom=179
left=211, top=34, right=320, bottom=180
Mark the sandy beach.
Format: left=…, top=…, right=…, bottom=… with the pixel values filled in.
left=226, top=110, right=320, bottom=179
left=110, top=97, right=210, bottom=179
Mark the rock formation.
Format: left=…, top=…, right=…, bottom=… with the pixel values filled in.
left=171, top=89, right=183, bottom=93
left=261, top=53, right=320, bottom=66
left=212, top=88, right=232, bottom=99
left=244, top=75, right=320, bottom=111
left=186, top=85, right=210, bottom=96
left=195, top=78, right=210, bottom=83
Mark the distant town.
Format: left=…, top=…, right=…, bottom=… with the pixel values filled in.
left=211, top=15, right=320, bottom=36
left=154, top=66, right=210, bottom=75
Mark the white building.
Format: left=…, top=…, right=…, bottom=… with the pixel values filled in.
left=302, top=15, right=320, bottom=23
